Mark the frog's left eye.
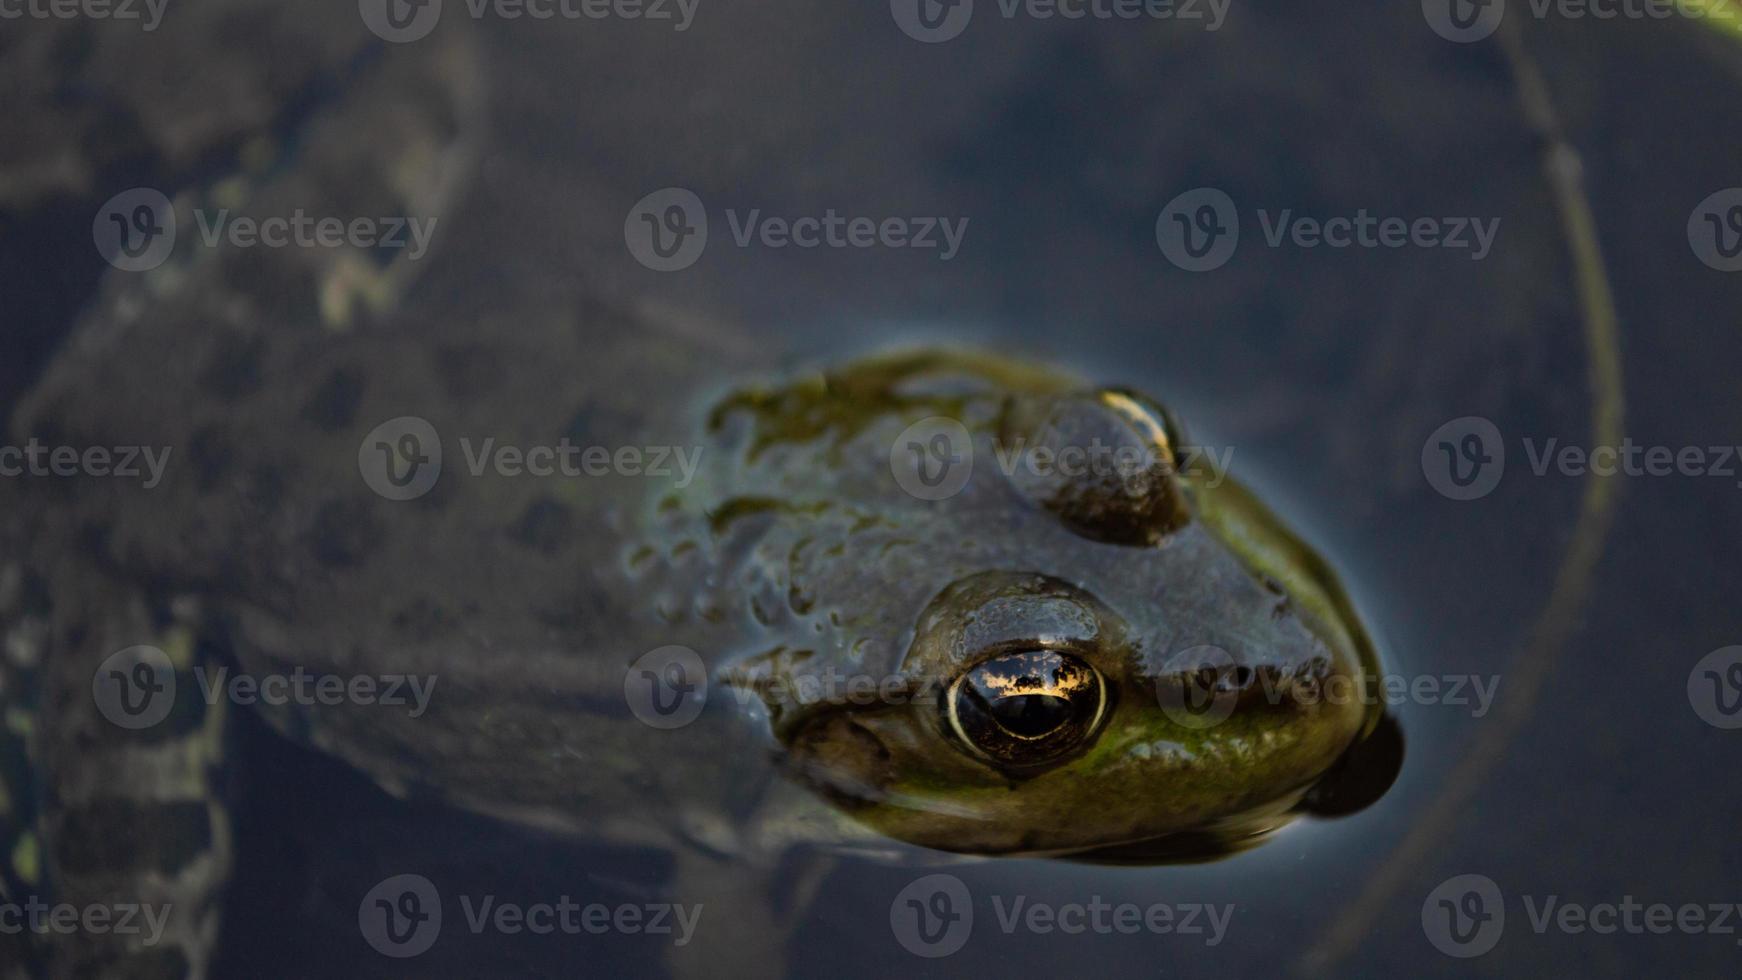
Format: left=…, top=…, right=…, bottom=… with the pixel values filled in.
left=944, top=650, right=1109, bottom=770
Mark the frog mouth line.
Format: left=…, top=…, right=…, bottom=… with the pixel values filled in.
left=785, top=748, right=1301, bottom=861
left=781, top=753, right=995, bottom=822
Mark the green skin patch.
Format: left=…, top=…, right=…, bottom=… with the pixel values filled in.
left=11, top=833, right=38, bottom=888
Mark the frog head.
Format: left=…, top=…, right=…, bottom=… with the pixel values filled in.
left=714, top=356, right=1400, bottom=859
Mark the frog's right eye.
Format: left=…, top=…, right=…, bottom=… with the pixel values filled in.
left=944, top=650, right=1109, bottom=770
left=998, top=390, right=1190, bottom=546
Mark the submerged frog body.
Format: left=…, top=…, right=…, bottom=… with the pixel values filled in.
left=2, top=325, right=1398, bottom=976
left=0, top=13, right=1397, bottom=980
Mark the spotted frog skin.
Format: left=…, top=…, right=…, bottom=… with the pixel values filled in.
left=0, top=10, right=1395, bottom=980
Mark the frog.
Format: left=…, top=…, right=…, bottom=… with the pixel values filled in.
left=0, top=8, right=1401, bottom=980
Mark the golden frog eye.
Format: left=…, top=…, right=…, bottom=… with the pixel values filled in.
left=944, top=650, right=1109, bottom=770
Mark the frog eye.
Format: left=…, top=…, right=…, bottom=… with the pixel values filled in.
left=944, top=650, right=1109, bottom=769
